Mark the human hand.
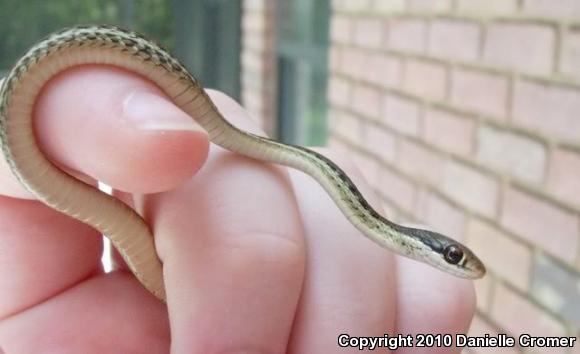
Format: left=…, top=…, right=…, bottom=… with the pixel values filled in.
left=0, top=67, right=475, bottom=353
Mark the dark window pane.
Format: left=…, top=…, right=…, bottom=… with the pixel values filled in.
left=275, top=0, right=329, bottom=146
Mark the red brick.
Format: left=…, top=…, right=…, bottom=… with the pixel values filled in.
left=381, top=198, right=401, bottom=220
left=523, top=0, right=580, bottom=18
left=243, top=0, right=264, bottom=11
left=241, top=70, right=262, bottom=92
left=351, top=85, right=382, bottom=120
left=330, top=16, right=352, bottom=44
left=491, top=283, right=566, bottom=338
left=572, top=340, right=580, bottom=354
left=450, top=68, right=508, bottom=119
left=334, top=112, right=363, bottom=144
left=364, top=125, right=397, bottom=162
left=326, top=134, right=350, bottom=154
left=547, top=148, right=580, bottom=207
left=476, top=125, right=546, bottom=184
left=242, top=88, right=261, bottom=108
left=339, top=0, right=372, bottom=12
left=428, top=20, right=481, bottom=62
left=339, top=48, right=366, bottom=79
left=378, top=166, right=416, bottom=212
left=243, top=97, right=263, bottom=122
left=412, top=188, right=428, bottom=219
left=415, top=192, right=466, bottom=240
left=242, top=11, right=265, bottom=34
left=352, top=152, right=380, bottom=188
left=513, top=80, right=580, bottom=142
left=407, top=0, right=451, bottom=12
left=373, top=0, right=406, bottom=13
left=247, top=107, right=264, bottom=126
left=244, top=32, right=264, bottom=52
left=363, top=53, right=402, bottom=88
left=532, top=254, right=580, bottom=326
left=242, top=90, right=263, bottom=115
left=353, top=18, right=383, bottom=48
left=468, top=315, right=521, bottom=354
left=241, top=50, right=264, bottom=73
left=484, top=23, right=555, bottom=76
left=403, top=59, right=447, bottom=100
left=397, top=140, right=445, bottom=185
left=560, top=29, right=580, bottom=81
left=467, top=220, right=531, bottom=290
left=382, top=94, right=421, bottom=136
left=329, top=47, right=341, bottom=71
left=501, top=188, right=579, bottom=263
left=327, top=77, right=351, bottom=107
left=424, top=109, right=474, bottom=156
left=386, top=19, right=427, bottom=53
left=327, top=108, right=340, bottom=128
left=442, top=161, right=499, bottom=218
left=456, top=0, right=517, bottom=15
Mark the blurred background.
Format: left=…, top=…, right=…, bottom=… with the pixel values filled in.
left=1, top=0, right=580, bottom=352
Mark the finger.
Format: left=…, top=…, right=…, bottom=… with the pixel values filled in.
left=394, top=257, right=475, bottom=354
left=287, top=150, right=397, bottom=354
left=142, top=90, right=305, bottom=354
left=0, top=273, right=169, bottom=353
left=0, top=195, right=102, bottom=319
left=0, top=65, right=209, bottom=198
left=0, top=66, right=209, bottom=316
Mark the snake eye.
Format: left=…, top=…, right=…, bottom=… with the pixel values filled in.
left=444, top=245, right=463, bottom=265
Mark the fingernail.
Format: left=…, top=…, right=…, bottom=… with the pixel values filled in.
left=123, top=90, right=205, bottom=132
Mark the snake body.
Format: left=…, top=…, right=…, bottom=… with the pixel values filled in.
left=0, top=26, right=485, bottom=302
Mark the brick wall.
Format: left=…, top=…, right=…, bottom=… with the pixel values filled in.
left=238, top=0, right=580, bottom=350
left=327, top=0, right=580, bottom=352
left=240, top=0, right=277, bottom=135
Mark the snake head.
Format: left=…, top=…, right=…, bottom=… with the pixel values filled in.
left=439, top=242, right=486, bottom=279
left=393, top=225, right=486, bottom=279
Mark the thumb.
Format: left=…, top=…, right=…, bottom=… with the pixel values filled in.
left=0, top=65, right=209, bottom=198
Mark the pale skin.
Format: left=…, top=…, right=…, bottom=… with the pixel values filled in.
left=0, top=66, right=475, bottom=353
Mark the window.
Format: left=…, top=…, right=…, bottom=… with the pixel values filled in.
left=275, top=0, right=330, bottom=146
left=0, top=0, right=240, bottom=98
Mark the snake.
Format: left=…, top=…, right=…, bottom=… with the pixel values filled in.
left=0, top=25, right=485, bottom=302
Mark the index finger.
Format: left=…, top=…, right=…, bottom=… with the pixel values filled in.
left=0, top=65, right=209, bottom=318
left=145, top=91, right=306, bottom=353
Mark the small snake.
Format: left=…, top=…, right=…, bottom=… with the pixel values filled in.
left=0, top=26, right=485, bottom=302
